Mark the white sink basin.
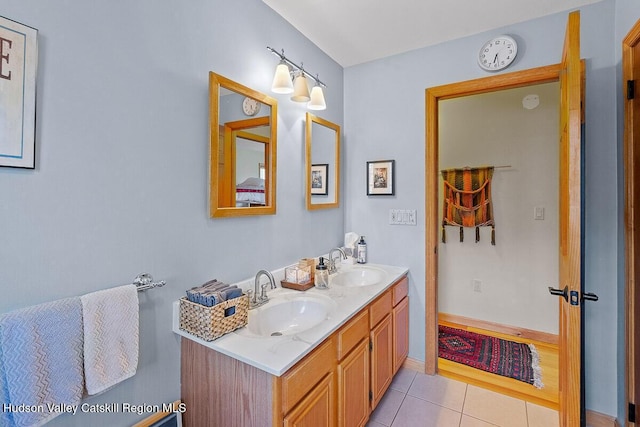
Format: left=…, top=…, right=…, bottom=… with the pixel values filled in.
left=236, top=291, right=337, bottom=338
left=330, top=266, right=386, bottom=287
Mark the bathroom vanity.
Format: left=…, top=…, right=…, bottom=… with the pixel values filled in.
left=173, top=263, right=409, bottom=426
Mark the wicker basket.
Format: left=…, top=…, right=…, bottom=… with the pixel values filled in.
left=179, top=294, right=249, bottom=341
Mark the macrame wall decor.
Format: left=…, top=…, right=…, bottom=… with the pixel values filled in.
left=441, top=166, right=496, bottom=245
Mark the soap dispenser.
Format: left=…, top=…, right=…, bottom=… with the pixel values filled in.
left=357, top=236, right=367, bottom=264
left=315, top=257, right=329, bottom=289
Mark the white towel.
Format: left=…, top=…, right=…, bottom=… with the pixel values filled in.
left=81, top=284, right=139, bottom=395
left=0, top=298, right=84, bottom=427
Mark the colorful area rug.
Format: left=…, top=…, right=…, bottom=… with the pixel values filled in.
left=438, top=325, right=543, bottom=388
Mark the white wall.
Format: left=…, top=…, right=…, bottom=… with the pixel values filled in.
left=344, top=0, right=620, bottom=417
left=438, top=83, right=559, bottom=334
left=0, top=1, right=344, bottom=425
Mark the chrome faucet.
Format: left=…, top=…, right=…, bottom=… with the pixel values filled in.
left=328, top=247, right=347, bottom=274
left=247, top=269, right=276, bottom=309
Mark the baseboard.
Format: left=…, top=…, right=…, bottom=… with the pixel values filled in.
left=439, top=312, right=559, bottom=346
left=586, top=410, right=618, bottom=427
left=402, top=356, right=425, bottom=373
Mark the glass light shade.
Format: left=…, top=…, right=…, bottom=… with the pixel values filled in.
left=271, top=63, right=294, bottom=94
left=308, top=86, right=327, bottom=110
left=291, top=73, right=310, bottom=102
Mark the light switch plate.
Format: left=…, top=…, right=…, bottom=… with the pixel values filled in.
left=389, top=209, right=417, bottom=225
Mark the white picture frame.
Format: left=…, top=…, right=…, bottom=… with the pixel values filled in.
left=0, top=16, right=37, bottom=169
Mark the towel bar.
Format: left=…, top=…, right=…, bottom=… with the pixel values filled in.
left=133, top=273, right=166, bottom=292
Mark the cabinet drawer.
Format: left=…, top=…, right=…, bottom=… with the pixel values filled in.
left=392, top=276, right=408, bottom=307
left=284, top=372, right=335, bottom=427
left=281, top=338, right=336, bottom=414
left=369, top=290, right=392, bottom=328
left=337, top=309, right=369, bottom=360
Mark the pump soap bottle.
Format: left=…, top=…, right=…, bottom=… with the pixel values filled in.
left=315, top=257, right=329, bottom=289
left=357, top=236, right=367, bottom=264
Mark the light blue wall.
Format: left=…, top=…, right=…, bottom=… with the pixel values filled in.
left=344, top=0, right=621, bottom=418
left=1, top=0, right=635, bottom=423
left=0, top=1, right=343, bottom=425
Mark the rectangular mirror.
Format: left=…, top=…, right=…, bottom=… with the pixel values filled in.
left=305, top=113, right=340, bottom=210
left=209, top=72, right=277, bottom=217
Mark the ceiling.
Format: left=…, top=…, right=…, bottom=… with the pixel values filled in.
left=262, top=0, right=602, bottom=67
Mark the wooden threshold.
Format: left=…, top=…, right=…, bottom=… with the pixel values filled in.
left=438, top=315, right=559, bottom=410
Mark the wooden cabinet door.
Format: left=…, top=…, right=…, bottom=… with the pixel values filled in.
left=392, top=297, right=409, bottom=375
left=284, top=373, right=335, bottom=427
left=370, top=314, right=393, bottom=410
left=338, top=340, right=370, bottom=427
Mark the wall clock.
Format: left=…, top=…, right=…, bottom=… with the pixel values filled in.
left=242, top=97, right=261, bottom=116
left=478, top=35, right=518, bottom=72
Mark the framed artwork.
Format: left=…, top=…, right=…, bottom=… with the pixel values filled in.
left=367, top=160, right=395, bottom=196
left=311, top=163, right=328, bottom=195
left=0, top=16, right=37, bottom=169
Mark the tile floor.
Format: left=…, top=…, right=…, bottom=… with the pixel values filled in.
left=366, top=368, right=559, bottom=427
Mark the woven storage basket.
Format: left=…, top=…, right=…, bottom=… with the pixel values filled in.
left=179, top=294, right=249, bottom=341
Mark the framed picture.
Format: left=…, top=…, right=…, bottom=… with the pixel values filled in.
left=311, top=163, right=328, bottom=195
left=367, top=160, right=395, bottom=196
left=0, top=16, right=38, bottom=169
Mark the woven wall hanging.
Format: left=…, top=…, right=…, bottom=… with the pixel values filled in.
left=441, top=166, right=495, bottom=245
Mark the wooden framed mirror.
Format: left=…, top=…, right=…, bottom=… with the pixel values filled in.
left=209, top=72, right=277, bottom=218
left=305, top=113, right=340, bottom=210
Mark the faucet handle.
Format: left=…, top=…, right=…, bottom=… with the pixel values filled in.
left=327, top=258, right=338, bottom=274
left=260, top=283, right=268, bottom=300
left=246, top=289, right=255, bottom=303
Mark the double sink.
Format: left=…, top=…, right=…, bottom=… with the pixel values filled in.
left=173, top=262, right=408, bottom=375
left=237, top=265, right=386, bottom=338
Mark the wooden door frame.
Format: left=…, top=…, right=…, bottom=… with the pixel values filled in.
left=623, top=18, right=640, bottom=427
left=424, top=64, right=562, bottom=374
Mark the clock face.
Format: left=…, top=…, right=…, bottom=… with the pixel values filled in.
left=478, top=35, right=518, bottom=71
left=242, top=97, right=261, bottom=116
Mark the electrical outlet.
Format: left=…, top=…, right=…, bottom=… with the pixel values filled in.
left=472, top=279, right=482, bottom=292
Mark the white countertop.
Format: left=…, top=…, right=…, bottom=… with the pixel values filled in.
left=172, top=263, right=408, bottom=376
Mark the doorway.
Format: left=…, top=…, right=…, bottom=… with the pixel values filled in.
left=425, top=64, right=570, bottom=415
left=425, top=12, right=584, bottom=426
left=424, top=64, right=564, bottom=373
left=436, top=82, right=560, bottom=409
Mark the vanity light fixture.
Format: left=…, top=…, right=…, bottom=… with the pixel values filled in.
left=291, top=70, right=310, bottom=102
left=308, top=77, right=327, bottom=110
left=271, top=59, right=294, bottom=94
left=267, top=46, right=327, bottom=110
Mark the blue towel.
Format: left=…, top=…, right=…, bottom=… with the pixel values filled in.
left=186, top=281, right=243, bottom=307
left=0, top=297, right=84, bottom=427
left=224, top=287, right=243, bottom=301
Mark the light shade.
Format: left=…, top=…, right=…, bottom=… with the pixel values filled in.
left=271, top=63, right=294, bottom=94
left=308, top=85, right=326, bottom=110
left=290, top=73, right=310, bottom=102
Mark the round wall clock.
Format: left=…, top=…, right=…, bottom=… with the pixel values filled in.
left=478, top=35, right=518, bottom=72
left=242, top=97, right=261, bottom=116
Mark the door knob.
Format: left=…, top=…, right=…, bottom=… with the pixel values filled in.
left=548, top=286, right=569, bottom=302
left=582, top=292, right=599, bottom=302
